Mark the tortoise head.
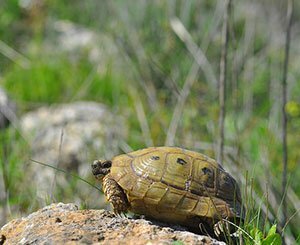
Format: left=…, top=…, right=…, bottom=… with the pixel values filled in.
left=91, top=160, right=112, bottom=180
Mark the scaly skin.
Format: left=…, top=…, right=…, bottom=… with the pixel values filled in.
left=102, top=174, right=130, bottom=215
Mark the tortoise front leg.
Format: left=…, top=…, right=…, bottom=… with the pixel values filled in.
left=103, top=174, right=130, bottom=215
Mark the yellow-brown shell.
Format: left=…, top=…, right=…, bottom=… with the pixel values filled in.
left=110, top=146, right=243, bottom=227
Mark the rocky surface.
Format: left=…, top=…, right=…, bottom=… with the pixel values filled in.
left=0, top=203, right=225, bottom=245
left=20, top=101, right=126, bottom=204
left=0, top=87, right=17, bottom=129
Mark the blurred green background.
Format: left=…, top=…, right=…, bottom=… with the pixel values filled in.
left=0, top=0, right=299, bottom=243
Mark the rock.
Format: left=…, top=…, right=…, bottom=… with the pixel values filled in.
left=20, top=101, right=126, bottom=205
left=0, top=87, right=17, bottom=129
left=0, top=203, right=225, bottom=245
left=44, top=19, right=122, bottom=73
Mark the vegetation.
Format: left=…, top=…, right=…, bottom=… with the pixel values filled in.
left=0, top=0, right=299, bottom=244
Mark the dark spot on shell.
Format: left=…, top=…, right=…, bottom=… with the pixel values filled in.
left=151, top=156, right=160, bottom=160
left=202, top=167, right=212, bottom=175
left=177, top=158, right=187, bottom=165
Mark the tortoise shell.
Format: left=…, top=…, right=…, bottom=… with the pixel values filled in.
left=109, top=146, right=243, bottom=228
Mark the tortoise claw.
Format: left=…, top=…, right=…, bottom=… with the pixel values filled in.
left=214, top=220, right=230, bottom=237
left=114, top=210, right=127, bottom=218
left=213, top=222, right=221, bottom=236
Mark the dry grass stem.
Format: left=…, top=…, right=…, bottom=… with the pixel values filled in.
left=281, top=0, right=293, bottom=230
left=130, top=89, right=154, bottom=147
left=71, top=67, right=98, bottom=101
left=110, top=2, right=158, bottom=111
left=0, top=40, right=31, bottom=69
left=170, top=17, right=218, bottom=90
left=165, top=61, right=199, bottom=146
left=50, top=128, right=64, bottom=200
left=217, top=0, right=231, bottom=164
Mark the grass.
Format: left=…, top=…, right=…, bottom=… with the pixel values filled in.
left=3, top=55, right=125, bottom=106
left=0, top=0, right=299, bottom=244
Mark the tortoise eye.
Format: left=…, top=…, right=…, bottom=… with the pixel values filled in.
left=151, top=156, right=160, bottom=160
left=102, top=161, right=112, bottom=168
left=177, top=158, right=187, bottom=165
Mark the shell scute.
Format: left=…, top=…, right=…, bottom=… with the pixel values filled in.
left=129, top=177, right=152, bottom=199
left=192, top=198, right=212, bottom=217
left=158, top=187, right=186, bottom=210
left=143, top=182, right=167, bottom=205
left=115, top=172, right=136, bottom=193
left=189, top=159, right=216, bottom=192
left=161, top=152, right=192, bottom=188
left=131, top=150, right=166, bottom=181
left=176, top=193, right=198, bottom=213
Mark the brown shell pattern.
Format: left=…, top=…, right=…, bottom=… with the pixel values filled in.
left=110, top=147, right=243, bottom=225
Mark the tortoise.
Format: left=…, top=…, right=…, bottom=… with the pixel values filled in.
left=92, top=146, right=244, bottom=236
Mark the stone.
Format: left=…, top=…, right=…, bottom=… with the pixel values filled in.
left=20, top=101, right=126, bottom=205
left=0, top=203, right=225, bottom=245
